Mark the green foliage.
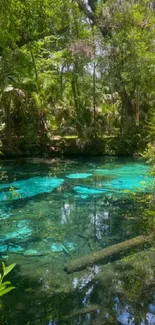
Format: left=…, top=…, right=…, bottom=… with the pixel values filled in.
left=142, top=142, right=155, bottom=164
left=0, top=0, right=155, bottom=155
left=0, top=262, right=16, bottom=297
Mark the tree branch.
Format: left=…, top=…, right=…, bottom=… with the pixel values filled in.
left=76, top=0, right=111, bottom=37
left=76, top=0, right=95, bottom=22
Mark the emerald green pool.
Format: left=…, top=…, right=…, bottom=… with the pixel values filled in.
left=0, top=157, right=155, bottom=325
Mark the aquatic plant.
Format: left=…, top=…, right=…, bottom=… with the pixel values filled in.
left=0, top=262, right=16, bottom=297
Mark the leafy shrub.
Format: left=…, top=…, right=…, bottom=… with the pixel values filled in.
left=142, top=142, right=155, bottom=164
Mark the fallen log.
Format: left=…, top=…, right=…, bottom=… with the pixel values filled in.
left=64, top=235, right=151, bottom=274
left=64, top=304, right=100, bottom=320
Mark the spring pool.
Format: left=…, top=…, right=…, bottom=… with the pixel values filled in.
left=0, top=157, right=155, bottom=325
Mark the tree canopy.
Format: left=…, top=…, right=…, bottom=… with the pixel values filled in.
left=1, top=0, right=155, bottom=156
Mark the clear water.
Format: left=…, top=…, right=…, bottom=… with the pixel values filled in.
left=0, top=157, right=155, bottom=325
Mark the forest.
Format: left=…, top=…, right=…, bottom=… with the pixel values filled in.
left=1, top=0, right=155, bottom=157
left=2, top=1, right=155, bottom=325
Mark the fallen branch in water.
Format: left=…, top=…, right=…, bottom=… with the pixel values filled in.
left=64, top=304, right=100, bottom=320
left=64, top=235, right=151, bottom=274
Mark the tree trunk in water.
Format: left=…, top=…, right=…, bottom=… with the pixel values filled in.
left=64, top=304, right=100, bottom=320
left=64, top=235, right=150, bottom=274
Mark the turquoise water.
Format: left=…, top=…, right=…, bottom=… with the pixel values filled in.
left=0, top=157, right=155, bottom=325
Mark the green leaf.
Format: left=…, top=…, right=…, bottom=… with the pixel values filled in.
left=0, top=281, right=11, bottom=289
left=0, top=286, right=16, bottom=297
left=2, top=263, right=16, bottom=278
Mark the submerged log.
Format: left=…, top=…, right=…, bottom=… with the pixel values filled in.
left=64, top=235, right=150, bottom=274
left=64, top=304, right=100, bottom=320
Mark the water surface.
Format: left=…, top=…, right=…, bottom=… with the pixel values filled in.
left=0, top=157, right=155, bottom=325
